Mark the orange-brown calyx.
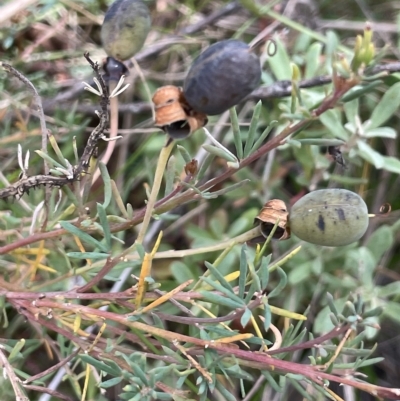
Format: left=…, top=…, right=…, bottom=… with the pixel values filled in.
left=152, top=85, right=208, bottom=140
left=254, top=199, right=290, bottom=241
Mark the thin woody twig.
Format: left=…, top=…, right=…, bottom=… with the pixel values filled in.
left=0, top=346, right=29, bottom=401
left=46, top=60, right=400, bottom=117
left=21, top=385, right=73, bottom=401
left=0, top=63, right=48, bottom=168
left=22, top=349, right=80, bottom=384
left=12, top=296, right=400, bottom=400
left=0, top=60, right=51, bottom=224
left=0, top=53, right=108, bottom=201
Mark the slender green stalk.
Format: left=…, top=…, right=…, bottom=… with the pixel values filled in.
left=132, top=226, right=261, bottom=260
left=135, top=140, right=175, bottom=245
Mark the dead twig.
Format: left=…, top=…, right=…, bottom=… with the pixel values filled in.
left=0, top=346, right=29, bottom=401
left=0, top=53, right=109, bottom=201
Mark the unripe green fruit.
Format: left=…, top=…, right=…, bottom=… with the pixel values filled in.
left=101, top=0, right=151, bottom=61
left=183, top=39, right=261, bottom=115
left=289, top=189, right=369, bottom=246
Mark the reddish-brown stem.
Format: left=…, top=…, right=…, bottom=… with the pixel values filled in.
left=0, top=77, right=359, bottom=255
left=75, top=256, right=116, bottom=293
left=12, top=297, right=400, bottom=400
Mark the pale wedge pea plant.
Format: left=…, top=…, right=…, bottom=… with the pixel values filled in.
left=1, top=1, right=400, bottom=401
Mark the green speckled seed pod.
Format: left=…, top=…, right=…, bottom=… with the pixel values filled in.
left=101, top=0, right=151, bottom=61
left=289, top=189, right=369, bottom=246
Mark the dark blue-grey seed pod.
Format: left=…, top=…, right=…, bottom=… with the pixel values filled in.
left=183, top=40, right=261, bottom=115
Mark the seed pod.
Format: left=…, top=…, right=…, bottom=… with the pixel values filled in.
left=101, top=0, right=151, bottom=61
left=289, top=189, right=369, bottom=246
left=183, top=39, right=261, bottom=115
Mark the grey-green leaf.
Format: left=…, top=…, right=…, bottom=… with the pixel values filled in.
left=369, top=81, right=400, bottom=129
left=60, top=221, right=109, bottom=252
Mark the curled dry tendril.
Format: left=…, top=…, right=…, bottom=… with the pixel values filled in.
left=379, top=203, right=392, bottom=215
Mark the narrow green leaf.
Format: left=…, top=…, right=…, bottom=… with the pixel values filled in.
left=48, top=168, right=68, bottom=177
left=240, top=308, right=252, bottom=328
left=268, top=37, right=292, bottom=80
left=67, top=252, right=109, bottom=260
left=356, top=140, right=384, bottom=168
left=343, top=98, right=359, bottom=125
left=296, top=138, right=345, bottom=146
left=202, top=144, right=237, bottom=163
left=369, top=81, right=400, bottom=129
left=103, top=358, right=123, bottom=375
left=111, top=180, right=129, bottom=219
left=243, top=101, right=262, bottom=157
left=286, top=373, right=305, bottom=381
left=48, top=133, right=68, bottom=167
left=171, top=261, right=199, bottom=283
left=329, top=312, right=339, bottom=326
left=35, top=150, right=67, bottom=170
left=263, top=302, right=271, bottom=330
left=250, top=120, right=278, bottom=154
left=60, top=221, right=108, bottom=252
left=287, top=377, right=312, bottom=400
left=326, top=292, right=338, bottom=315
left=319, top=109, right=349, bottom=140
left=286, top=139, right=301, bottom=148
left=164, top=155, right=175, bottom=196
left=199, top=290, right=244, bottom=309
left=362, top=306, right=383, bottom=319
left=341, top=80, right=382, bottom=103
left=305, top=42, right=323, bottom=79
left=343, top=301, right=357, bottom=317
left=204, top=325, right=240, bottom=337
left=80, top=354, right=120, bottom=376
left=8, top=339, right=25, bottom=363
left=136, top=243, right=145, bottom=261
left=355, top=357, right=385, bottom=370
left=366, top=225, right=393, bottom=262
left=244, top=277, right=260, bottom=304
left=222, top=365, right=253, bottom=381
left=364, top=127, right=397, bottom=139
left=215, top=380, right=237, bottom=401
left=200, top=276, right=244, bottom=306
left=321, top=345, right=370, bottom=356
left=205, top=179, right=250, bottom=197
left=99, top=162, right=112, bottom=208
left=247, top=254, right=261, bottom=294
left=99, top=377, right=123, bottom=388
left=378, top=281, right=400, bottom=298
left=229, top=107, right=243, bottom=159
left=262, top=371, right=282, bottom=393
left=268, top=267, right=287, bottom=298
left=131, top=363, right=149, bottom=386
left=259, top=255, right=271, bottom=289
left=97, top=203, right=111, bottom=250
left=127, top=203, right=134, bottom=219
left=328, top=175, right=368, bottom=185
left=177, top=145, right=192, bottom=163
left=152, top=392, right=173, bottom=400
left=238, top=245, right=248, bottom=299
left=382, top=155, right=400, bottom=174
left=196, top=153, right=215, bottom=182
left=161, top=346, right=186, bottom=363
